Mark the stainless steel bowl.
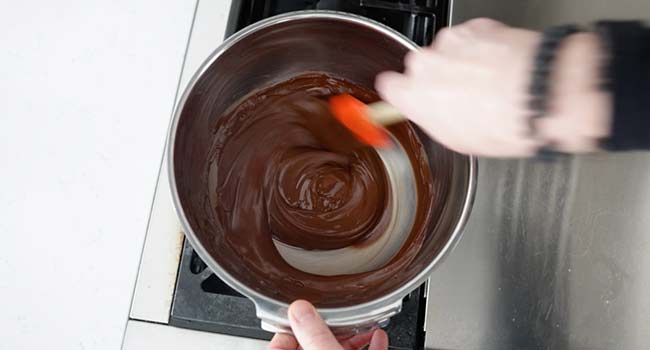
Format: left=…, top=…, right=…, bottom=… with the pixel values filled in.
left=168, top=10, right=476, bottom=335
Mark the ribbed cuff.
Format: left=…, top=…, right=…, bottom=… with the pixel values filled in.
left=597, top=21, right=650, bottom=151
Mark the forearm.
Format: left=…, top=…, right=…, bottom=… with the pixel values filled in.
left=539, top=22, right=650, bottom=153
left=375, top=19, right=650, bottom=157
left=537, top=32, right=611, bottom=153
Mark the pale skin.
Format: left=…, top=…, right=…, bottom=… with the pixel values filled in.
left=269, top=19, right=611, bottom=350
left=268, top=300, right=389, bottom=350
left=376, top=18, right=611, bottom=157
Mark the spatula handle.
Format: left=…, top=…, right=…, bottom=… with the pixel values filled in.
left=368, top=102, right=404, bottom=126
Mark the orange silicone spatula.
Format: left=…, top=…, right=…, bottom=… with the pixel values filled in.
left=329, top=94, right=404, bottom=148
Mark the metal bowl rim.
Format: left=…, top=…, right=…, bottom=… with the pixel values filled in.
left=167, top=9, right=477, bottom=316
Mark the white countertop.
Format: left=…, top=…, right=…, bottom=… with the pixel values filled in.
left=0, top=1, right=213, bottom=349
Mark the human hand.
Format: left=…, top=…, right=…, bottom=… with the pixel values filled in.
left=268, top=300, right=388, bottom=350
left=376, top=18, right=541, bottom=157
left=376, top=18, right=609, bottom=157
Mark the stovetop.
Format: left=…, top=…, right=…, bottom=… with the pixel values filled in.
left=226, top=0, right=448, bottom=46
left=167, top=1, right=450, bottom=349
left=127, top=2, right=650, bottom=350
left=171, top=241, right=427, bottom=349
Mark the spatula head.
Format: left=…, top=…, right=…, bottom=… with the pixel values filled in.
left=328, top=94, right=390, bottom=147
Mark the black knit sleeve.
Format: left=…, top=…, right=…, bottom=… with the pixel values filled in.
left=597, top=21, right=650, bottom=151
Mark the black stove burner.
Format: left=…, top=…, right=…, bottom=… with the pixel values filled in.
left=226, top=0, right=447, bottom=46
left=171, top=240, right=428, bottom=349
left=170, top=1, right=450, bottom=348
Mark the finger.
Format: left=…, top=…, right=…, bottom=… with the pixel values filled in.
left=368, top=329, right=389, bottom=350
left=403, top=50, right=440, bottom=76
left=553, top=136, right=599, bottom=154
left=432, top=27, right=459, bottom=51
left=268, top=333, right=299, bottom=350
left=403, top=50, right=420, bottom=75
left=374, top=72, right=415, bottom=116
left=374, top=71, right=405, bottom=101
left=462, top=18, right=504, bottom=33
left=339, top=332, right=374, bottom=350
left=288, top=300, right=343, bottom=350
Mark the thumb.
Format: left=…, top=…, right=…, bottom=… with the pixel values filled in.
left=288, top=300, right=343, bottom=350
left=375, top=71, right=413, bottom=111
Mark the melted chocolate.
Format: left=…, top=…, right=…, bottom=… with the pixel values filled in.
left=205, top=73, right=436, bottom=306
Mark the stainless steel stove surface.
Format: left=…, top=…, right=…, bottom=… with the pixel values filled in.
left=171, top=242, right=427, bottom=349
left=128, top=1, right=650, bottom=349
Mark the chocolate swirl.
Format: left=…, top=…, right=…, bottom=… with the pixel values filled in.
left=203, top=73, right=437, bottom=306
left=210, top=74, right=390, bottom=250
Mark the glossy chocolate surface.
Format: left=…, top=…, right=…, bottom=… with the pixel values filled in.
left=185, top=73, right=444, bottom=306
